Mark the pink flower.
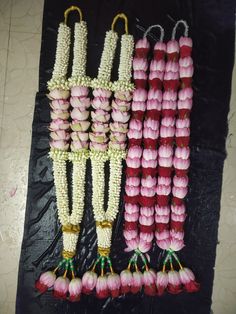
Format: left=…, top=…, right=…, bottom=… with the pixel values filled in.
left=71, top=141, right=88, bottom=151
left=156, top=185, right=171, bottom=196
left=180, top=65, right=194, bottom=78
left=92, top=97, right=110, bottom=110
left=163, top=90, right=177, bottom=101
left=138, top=239, right=152, bottom=253
left=158, top=157, right=173, bottom=167
left=170, top=230, right=184, bottom=240
left=136, top=37, right=150, bottom=49
left=128, top=128, right=142, bottom=139
left=126, top=176, right=140, bottom=187
left=133, top=70, right=147, bottom=80
left=179, top=36, right=193, bottom=48
left=149, top=71, right=164, bottom=81
left=165, top=61, right=179, bottom=72
left=123, top=229, right=138, bottom=240
left=71, top=120, right=90, bottom=132
left=168, top=270, right=182, bottom=294
left=154, top=41, right=166, bottom=52
left=143, top=127, right=158, bottom=139
left=96, top=276, right=109, bottom=299
left=35, top=271, right=56, bottom=293
left=176, top=127, right=190, bottom=137
left=71, top=108, right=89, bottom=121
left=173, top=157, right=190, bottom=170
left=141, top=176, right=157, bottom=188
left=142, top=158, right=157, bottom=168
left=155, top=215, right=169, bottom=224
left=140, top=232, right=154, bottom=242
left=167, top=40, right=179, bottom=54
left=131, top=271, right=143, bottom=294
left=155, top=229, right=170, bottom=240
left=133, top=57, right=148, bottom=71
left=148, top=89, right=162, bottom=102
left=125, top=186, right=140, bottom=197
left=69, top=278, right=82, bottom=302
left=179, top=268, right=200, bottom=292
left=50, top=140, right=69, bottom=151
left=48, top=89, right=70, bottom=100
left=115, top=90, right=132, bottom=101
left=158, top=145, right=173, bottom=158
left=71, top=96, right=90, bottom=108
left=110, top=122, right=128, bottom=133
left=171, top=204, right=186, bottom=215
left=155, top=205, right=170, bottom=216
left=160, top=125, right=175, bottom=137
left=127, top=146, right=142, bottom=159
left=125, top=238, right=139, bottom=251
left=51, top=99, right=70, bottom=110
left=150, top=59, right=165, bottom=72
left=175, top=146, right=190, bottom=159
left=107, top=273, right=121, bottom=298
left=146, top=99, right=162, bottom=110
left=142, top=149, right=158, bottom=160
left=173, top=175, right=188, bottom=188
left=82, top=271, right=97, bottom=294
left=89, top=132, right=108, bottom=144
left=170, top=238, right=185, bottom=251
left=120, top=269, right=133, bottom=293
left=92, top=122, right=109, bottom=133
left=51, top=109, right=70, bottom=120
left=71, top=86, right=88, bottom=97
left=164, top=71, right=179, bottom=80
left=71, top=132, right=89, bottom=142
left=162, top=100, right=177, bottom=110
left=140, top=206, right=154, bottom=216
left=93, top=88, right=112, bottom=98
left=144, top=118, right=159, bottom=131
left=125, top=212, right=139, bottom=222
left=143, top=270, right=156, bottom=296
left=176, top=118, right=190, bottom=128
left=111, top=110, right=130, bottom=123
left=179, top=56, right=193, bottom=67
left=125, top=203, right=139, bottom=214
left=53, top=276, right=70, bottom=299
left=133, top=89, right=147, bottom=102
left=156, top=238, right=171, bottom=250
left=141, top=187, right=155, bottom=197
left=139, top=215, right=154, bottom=226
left=161, top=117, right=175, bottom=127
left=177, top=98, right=192, bottom=110
left=110, top=132, right=127, bottom=143
left=156, top=271, right=168, bottom=295
left=158, top=176, right=171, bottom=186
left=178, top=87, right=193, bottom=100
left=172, top=186, right=188, bottom=199
left=50, top=130, right=70, bottom=141
left=171, top=213, right=186, bottom=222
left=131, top=101, right=146, bottom=111
left=129, top=119, right=143, bottom=131
left=90, top=142, right=107, bottom=151
left=50, top=119, right=70, bottom=131
left=126, top=157, right=141, bottom=168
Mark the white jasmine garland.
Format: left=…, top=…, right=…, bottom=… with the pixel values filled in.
left=48, top=23, right=71, bottom=91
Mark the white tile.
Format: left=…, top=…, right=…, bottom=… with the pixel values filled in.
left=11, top=0, right=44, bottom=33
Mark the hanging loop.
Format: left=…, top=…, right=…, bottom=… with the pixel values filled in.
left=111, top=13, right=129, bottom=34
left=64, top=6, right=83, bottom=25
left=144, top=24, right=164, bottom=42
left=172, top=20, right=189, bottom=39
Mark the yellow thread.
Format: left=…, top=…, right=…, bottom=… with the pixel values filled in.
left=127, top=263, right=131, bottom=271
left=145, top=264, right=149, bottom=272
left=162, top=264, right=166, bottom=272
left=63, top=269, right=68, bottom=278
left=71, top=270, right=75, bottom=279
left=170, top=262, right=174, bottom=271
left=98, top=247, right=110, bottom=256
left=96, top=221, right=113, bottom=229
left=53, top=266, right=59, bottom=274
left=111, top=13, right=129, bottom=34
left=62, top=250, right=75, bottom=259
left=64, top=6, right=83, bottom=25
left=62, top=224, right=80, bottom=234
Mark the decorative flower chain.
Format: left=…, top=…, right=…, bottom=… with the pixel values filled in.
left=82, top=14, right=134, bottom=299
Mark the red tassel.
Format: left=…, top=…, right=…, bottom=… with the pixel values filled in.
left=158, top=166, right=173, bottom=177
left=163, top=80, right=179, bottom=91
left=180, top=46, right=192, bottom=58
left=146, top=110, right=161, bottom=120
left=139, top=224, right=155, bottom=233
left=134, top=79, right=147, bottom=89
left=125, top=221, right=138, bottom=231
left=155, top=223, right=169, bottom=232
left=126, top=167, right=141, bottom=177
left=142, top=167, right=157, bottom=177
left=159, top=137, right=174, bottom=145
left=124, top=195, right=139, bottom=204
left=170, top=220, right=184, bottom=231
left=149, top=78, right=162, bottom=90
left=154, top=50, right=165, bottom=60
left=175, top=168, right=189, bottom=177
left=167, top=52, right=179, bottom=61
left=157, top=195, right=169, bottom=206
left=162, top=109, right=176, bottom=117
left=143, top=138, right=158, bottom=149
left=172, top=196, right=184, bottom=206
left=178, top=109, right=190, bottom=119
left=128, top=138, right=143, bottom=147
left=139, top=195, right=156, bottom=207
left=131, top=111, right=145, bottom=121
left=136, top=48, right=149, bottom=58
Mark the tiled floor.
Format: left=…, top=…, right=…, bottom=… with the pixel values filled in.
left=0, top=1, right=235, bottom=313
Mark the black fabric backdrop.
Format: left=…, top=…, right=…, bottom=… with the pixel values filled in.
left=16, top=1, right=235, bottom=313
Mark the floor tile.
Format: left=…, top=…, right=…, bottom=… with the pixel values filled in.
left=0, top=30, right=9, bottom=97
left=11, top=0, right=44, bottom=33
left=0, top=0, right=11, bottom=31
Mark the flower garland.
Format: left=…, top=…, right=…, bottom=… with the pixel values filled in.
left=36, top=6, right=91, bottom=301
left=155, top=20, right=199, bottom=295
left=82, top=14, right=134, bottom=299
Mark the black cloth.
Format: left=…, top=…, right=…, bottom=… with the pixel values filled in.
left=16, top=0, right=235, bottom=313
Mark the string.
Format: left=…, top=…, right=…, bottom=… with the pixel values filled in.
left=64, top=5, right=83, bottom=25
left=172, top=19, right=189, bottom=39
left=111, top=13, right=129, bottom=34
left=144, top=24, right=164, bottom=42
